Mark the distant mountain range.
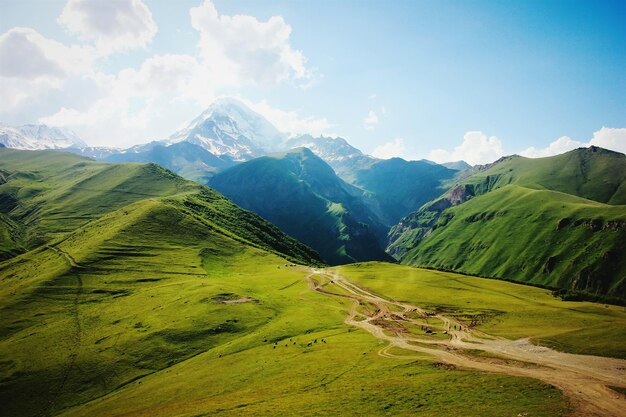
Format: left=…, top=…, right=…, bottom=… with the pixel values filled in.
left=77, top=98, right=285, bottom=182
left=285, top=134, right=376, bottom=181
left=0, top=124, right=86, bottom=150
left=102, top=141, right=236, bottom=184
left=0, top=99, right=470, bottom=264
left=7, top=100, right=624, bottom=301
left=0, top=99, right=470, bottom=184
left=284, top=135, right=459, bottom=225
left=441, top=160, right=472, bottom=171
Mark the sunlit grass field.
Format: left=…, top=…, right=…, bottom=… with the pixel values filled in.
left=1, top=243, right=575, bottom=416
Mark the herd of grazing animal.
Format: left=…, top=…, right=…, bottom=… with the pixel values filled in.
left=268, top=337, right=327, bottom=349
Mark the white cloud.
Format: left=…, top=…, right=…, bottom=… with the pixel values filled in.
left=0, top=29, right=64, bottom=80
left=117, top=54, right=217, bottom=105
left=371, top=138, right=406, bottom=159
left=427, top=127, right=625, bottom=167
left=589, top=127, right=626, bottom=153
left=58, top=0, right=157, bottom=53
left=0, top=27, right=95, bottom=82
left=0, top=27, right=99, bottom=115
left=40, top=0, right=317, bottom=145
left=520, top=127, right=626, bottom=158
left=190, top=0, right=311, bottom=86
left=520, top=136, right=583, bottom=158
left=1, top=1, right=318, bottom=147
left=240, top=98, right=331, bottom=136
left=429, top=131, right=504, bottom=165
left=40, top=54, right=218, bottom=146
left=39, top=54, right=331, bottom=146
left=363, top=110, right=379, bottom=129
left=37, top=53, right=330, bottom=146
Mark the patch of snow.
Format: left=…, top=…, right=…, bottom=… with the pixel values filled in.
left=166, top=97, right=285, bottom=160
left=0, top=123, right=86, bottom=150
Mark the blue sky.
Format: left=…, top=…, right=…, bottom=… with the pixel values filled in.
left=0, top=0, right=624, bottom=163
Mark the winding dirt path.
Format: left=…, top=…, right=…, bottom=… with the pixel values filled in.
left=306, top=269, right=626, bottom=417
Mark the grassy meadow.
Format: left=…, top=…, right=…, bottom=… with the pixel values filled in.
left=1, top=245, right=574, bottom=416
left=1, top=149, right=624, bottom=416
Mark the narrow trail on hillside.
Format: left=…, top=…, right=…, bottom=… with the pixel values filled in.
left=41, top=245, right=84, bottom=417
left=306, top=269, right=626, bottom=417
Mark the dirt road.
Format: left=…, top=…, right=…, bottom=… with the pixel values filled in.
left=306, top=269, right=626, bottom=417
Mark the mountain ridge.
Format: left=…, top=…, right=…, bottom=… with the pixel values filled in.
left=388, top=146, right=626, bottom=299
left=210, top=147, right=392, bottom=265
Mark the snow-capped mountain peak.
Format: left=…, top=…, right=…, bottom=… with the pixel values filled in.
left=167, top=97, right=285, bottom=161
left=0, top=123, right=87, bottom=150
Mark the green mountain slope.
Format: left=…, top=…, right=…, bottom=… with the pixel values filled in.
left=459, top=146, right=626, bottom=204
left=389, top=147, right=626, bottom=300
left=401, top=185, right=626, bottom=297
left=0, top=197, right=316, bottom=416
left=210, top=147, right=393, bottom=265
left=0, top=148, right=322, bottom=265
left=351, top=158, right=457, bottom=225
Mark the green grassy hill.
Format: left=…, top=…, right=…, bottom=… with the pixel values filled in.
left=4, top=250, right=625, bottom=416
left=1, top=148, right=624, bottom=417
left=458, top=146, right=626, bottom=205
left=0, top=197, right=323, bottom=416
left=0, top=148, right=321, bottom=265
left=0, top=148, right=324, bottom=416
left=210, top=147, right=393, bottom=265
left=388, top=147, right=626, bottom=300
left=401, top=186, right=626, bottom=297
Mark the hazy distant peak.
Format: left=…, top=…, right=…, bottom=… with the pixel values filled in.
left=441, top=160, right=471, bottom=171
left=0, top=123, right=86, bottom=150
